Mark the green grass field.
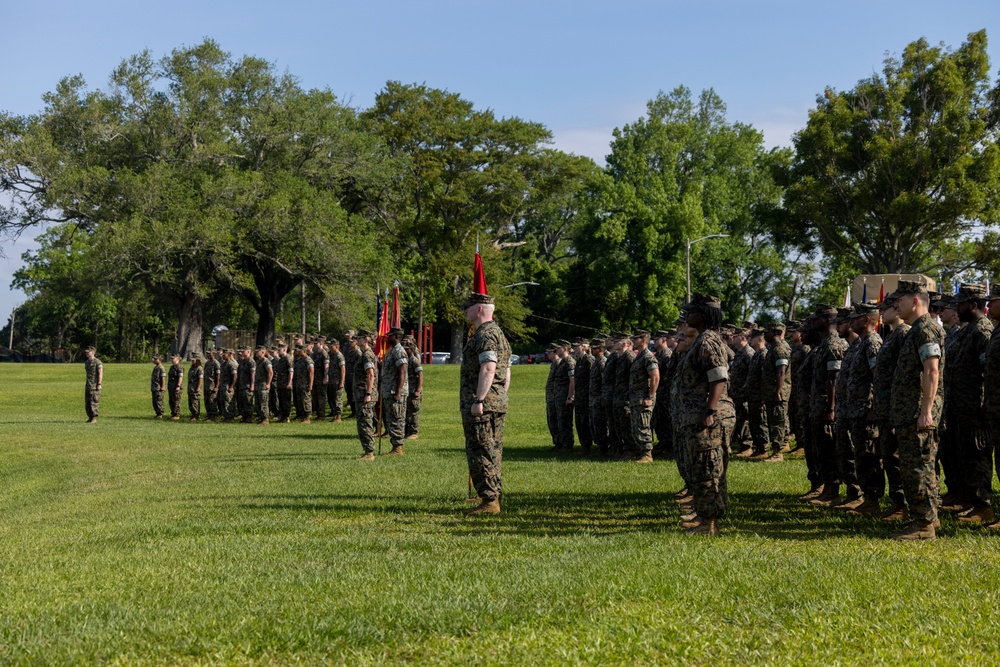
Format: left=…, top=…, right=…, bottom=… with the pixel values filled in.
left=2, top=363, right=999, bottom=665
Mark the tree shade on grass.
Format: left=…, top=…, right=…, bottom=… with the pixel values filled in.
left=1, top=363, right=998, bottom=665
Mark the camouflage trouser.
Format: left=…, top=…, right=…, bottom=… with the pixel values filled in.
left=959, top=417, right=993, bottom=507
left=255, top=387, right=270, bottom=422
left=614, top=400, right=633, bottom=452
left=748, top=401, right=768, bottom=453
left=834, top=411, right=857, bottom=488
left=652, top=395, right=672, bottom=451
left=239, top=388, right=254, bottom=422
left=312, top=383, right=327, bottom=419
left=799, top=407, right=819, bottom=484
left=810, top=417, right=839, bottom=484
left=356, top=398, right=376, bottom=453
left=674, top=418, right=693, bottom=487
left=574, top=398, right=592, bottom=449
left=269, top=386, right=278, bottom=419
left=766, top=402, right=788, bottom=453
left=382, top=397, right=406, bottom=447
left=937, top=410, right=966, bottom=500
left=732, top=400, right=750, bottom=451
left=554, top=394, right=574, bottom=449
left=896, top=423, right=940, bottom=525
left=850, top=418, right=881, bottom=498
left=684, top=417, right=732, bottom=519
left=787, top=395, right=798, bottom=438
left=152, top=390, right=164, bottom=418
left=294, top=385, right=312, bottom=421
left=631, top=402, right=654, bottom=452
left=345, top=380, right=355, bottom=415
left=464, top=412, right=506, bottom=502
left=169, top=389, right=182, bottom=418
left=277, top=387, right=293, bottom=421
left=604, top=397, right=619, bottom=450
left=590, top=400, right=610, bottom=450
left=188, top=392, right=201, bottom=420
left=219, top=388, right=234, bottom=420
left=405, top=393, right=420, bottom=435
left=878, top=419, right=904, bottom=507
left=329, top=384, right=344, bottom=418
left=206, top=390, right=218, bottom=419
left=545, top=395, right=559, bottom=445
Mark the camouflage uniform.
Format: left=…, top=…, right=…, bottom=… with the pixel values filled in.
left=872, top=322, right=910, bottom=508
left=204, top=356, right=221, bottom=419
left=614, top=348, right=636, bottom=454
left=553, top=354, right=576, bottom=450
left=653, top=347, right=674, bottom=453
left=677, top=329, right=736, bottom=520
left=891, top=312, right=945, bottom=525
left=255, top=355, right=272, bottom=422
left=834, top=337, right=860, bottom=489
left=762, top=338, right=792, bottom=454
left=460, top=319, right=511, bottom=502
left=237, top=354, right=256, bottom=422
left=167, top=361, right=184, bottom=419
left=938, top=324, right=964, bottom=499
left=84, top=355, right=102, bottom=419
left=729, top=344, right=754, bottom=452
left=293, top=352, right=314, bottom=421
left=220, top=356, right=238, bottom=420
left=151, top=363, right=165, bottom=418
left=590, top=350, right=610, bottom=453
left=846, top=330, right=882, bottom=499
left=328, top=349, right=346, bottom=418
left=810, top=331, right=849, bottom=487
left=946, top=315, right=993, bottom=507
left=671, top=347, right=693, bottom=487
left=744, top=344, right=768, bottom=454
left=575, top=352, right=594, bottom=450
left=797, top=346, right=818, bottom=482
left=311, top=344, right=330, bottom=419
left=188, top=363, right=204, bottom=419
left=788, top=342, right=810, bottom=445
left=345, top=344, right=359, bottom=416
left=354, top=348, right=377, bottom=452
left=982, top=316, right=1000, bottom=510
left=405, top=349, right=422, bottom=436
left=602, top=350, right=619, bottom=450
left=380, top=341, right=409, bottom=447
left=629, top=346, right=659, bottom=453
left=273, top=352, right=293, bottom=421
left=545, top=355, right=559, bottom=446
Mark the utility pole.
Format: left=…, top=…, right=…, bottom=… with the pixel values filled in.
left=8, top=305, right=18, bottom=350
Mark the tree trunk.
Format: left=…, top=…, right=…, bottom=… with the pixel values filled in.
left=175, top=293, right=203, bottom=360
left=450, top=322, right=465, bottom=364
left=251, top=271, right=297, bottom=347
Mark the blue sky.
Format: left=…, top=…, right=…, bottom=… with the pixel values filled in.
left=2, top=0, right=997, bottom=323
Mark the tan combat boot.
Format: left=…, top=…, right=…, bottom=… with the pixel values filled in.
left=958, top=506, right=995, bottom=524
left=834, top=485, right=864, bottom=510
left=259, top=419, right=269, bottom=425
left=464, top=499, right=501, bottom=515
left=879, top=504, right=907, bottom=522
left=810, top=484, right=842, bottom=506
left=357, top=452, right=375, bottom=461
left=891, top=520, right=936, bottom=541
left=635, top=451, right=654, bottom=464
left=848, top=496, right=882, bottom=516
left=764, top=451, right=784, bottom=463
left=798, top=483, right=823, bottom=501
left=386, top=445, right=404, bottom=456
left=405, top=433, right=419, bottom=440
left=685, top=518, right=719, bottom=536
left=734, top=447, right=754, bottom=459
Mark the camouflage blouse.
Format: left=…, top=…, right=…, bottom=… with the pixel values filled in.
left=575, top=353, right=594, bottom=403
left=891, top=313, right=945, bottom=427
left=744, top=346, right=767, bottom=403
left=204, top=358, right=221, bottom=392
left=728, top=345, right=754, bottom=402
left=601, top=352, right=618, bottom=402
left=629, top=347, right=658, bottom=405
left=761, top=339, right=792, bottom=403
left=168, top=362, right=184, bottom=391
left=353, top=348, right=377, bottom=400
left=809, top=332, right=848, bottom=418
left=614, top=349, right=636, bottom=401
left=846, top=331, right=882, bottom=420
left=982, top=324, right=1000, bottom=421
left=380, top=342, right=409, bottom=398
left=676, top=329, right=735, bottom=427
left=552, top=355, right=575, bottom=400
left=187, top=364, right=204, bottom=393
left=460, top=320, right=511, bottom=415
left=944, top=316, right=992, bottom=418
left=590, top=354, right=606, bottom=407
left=871, top=324, right=909, bottom=421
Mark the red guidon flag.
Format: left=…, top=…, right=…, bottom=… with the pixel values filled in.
left=473, top=251, right=488, bottom=296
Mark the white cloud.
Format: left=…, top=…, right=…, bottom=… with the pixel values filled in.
left=550, top=126, right=615, bottom=164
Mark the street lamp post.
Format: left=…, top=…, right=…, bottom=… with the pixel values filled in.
left=686, top=234, right=730, bottom=303
left=8, top=304, right=20, bottom=350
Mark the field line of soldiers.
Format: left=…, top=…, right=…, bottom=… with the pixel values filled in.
left=542, top=280, right=1000, bottom=540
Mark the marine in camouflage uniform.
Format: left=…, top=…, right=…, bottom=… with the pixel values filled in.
left=743, top=330, right=769, bottom=457
left=544, top=346, right=559, bottom=448
left=676, top=295, right=735, bottom=536
left=945, top=284, right=994, bottom=522
left=83, top=347, right=103, bottom=422
left=589, top=339, right=610, bottom=454
left=220, top=351, right=238, bottom=421
left=980, top=284, right=1000, bottom=529
left=762, top=324, right=792, bottom=460
left=671, top=330, right=694, bottom=491
left=151, top=355, right=166, bottom=419
left=870, top=296, right=909, bottom=515
left=728, top=329, right=754, bottom=454
left=344, top=332, right=359, bottom=417
left=652, top=331, right=675, bottom=457
left=806, top=306, right=849, bottom=505
left=311, top=337, right=330, bottom=420
left=236, top=348, right=256, bottom=423
left=380, top=329, right=410, bottom=455
left=328, top=339, right=347, bottom=421
left=353, top=331, right=378, bottom=458
left=937, top=298, right=965, bottom=505
left=602, top=339, right=620, bottom=452
left=204, top=351, right=221, bottom=420
left=273, top=343, right=294, bottom=422
left=843, top=304, right=882, bottom=511
left=573, top=339, right=594, bottom=452
left=255, top=347, right=273, bottom=424
left=403, top=337, right=422, bottom=437
left=628, top=330, right=660, bottom=462
left=292, top=346, right=314, bottom=423
left=787, top=325, right=810, bottom=452
left=889, top=280, right=945, bottom=540
left=614, top=338, right=637, bottom=457
left=460, top=293, right=512, bottom=514
left=187, top=356, right=204, bottom=420
left=552, top=340, right=576, bottom=452
left=831, top=308, right=861, bottom=503
left=167, top=354, right=184, bottom=420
